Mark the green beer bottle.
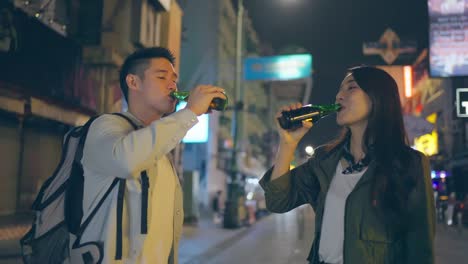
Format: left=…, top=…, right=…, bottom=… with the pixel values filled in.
left=170, top=91, right=228, bottom=111
left=277, top=103, right=341, bottom=130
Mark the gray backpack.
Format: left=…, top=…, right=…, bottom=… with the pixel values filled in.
left=20, top=113, right=139, bottom=264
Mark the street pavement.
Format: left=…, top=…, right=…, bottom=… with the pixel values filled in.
left=192, top=206, right=468, bottom=264
left=435, top=223, right=468, bottom=264
left=179, top=209, right=251, bottom=264
left=195, top=205, right=315, bottom=264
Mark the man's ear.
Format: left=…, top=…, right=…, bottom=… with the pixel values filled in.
left=126, top=74, right=139, bottom=91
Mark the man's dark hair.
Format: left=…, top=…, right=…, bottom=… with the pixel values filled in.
left=119, top=47, right=176, bottom=102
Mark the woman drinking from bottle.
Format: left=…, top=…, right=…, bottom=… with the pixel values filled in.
left=260, top=65, right=435, bottom=264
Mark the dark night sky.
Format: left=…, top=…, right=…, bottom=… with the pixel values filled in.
left=243, top=0, right=430, bottom=148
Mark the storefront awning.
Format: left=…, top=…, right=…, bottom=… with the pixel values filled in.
left=0, top=94, right=91, bottom=126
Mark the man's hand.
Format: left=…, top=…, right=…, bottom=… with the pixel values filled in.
left=185, top=85, right=226, bottom=116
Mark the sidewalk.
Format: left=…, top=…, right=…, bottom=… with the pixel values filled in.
left=435, top=223, right=468, bottom=264
left=0, top=213, right=31, bottom=262
left=179, top=209, right=256, bottom=264
left=0, top=210, right=259, bottom=264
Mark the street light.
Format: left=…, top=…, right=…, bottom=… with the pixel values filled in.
left=305, top=145, right=315, bottom=156
left=224, top=0, right=306, bottom=228
left=223, top=0, right=245, bottom=229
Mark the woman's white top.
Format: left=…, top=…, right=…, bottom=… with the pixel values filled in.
left=318, top=161, right=367, bottom=264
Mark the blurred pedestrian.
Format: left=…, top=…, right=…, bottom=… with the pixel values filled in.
left=446, top=192, right=456, bottom=226
left=212, top=190, right=223, bottom=224
left=260, top=66, right=435, bottom=264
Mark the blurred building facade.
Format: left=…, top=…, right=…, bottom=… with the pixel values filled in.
left=179, top=0, right=274, bottom=210
left=0, top=0, right=183, bottom=216
left=403, top=50, right=468, bottom=197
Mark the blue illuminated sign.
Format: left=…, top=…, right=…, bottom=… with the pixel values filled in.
left=243, top=54, right=312, bottom=81
left=176, top=102, right=209, bottom=143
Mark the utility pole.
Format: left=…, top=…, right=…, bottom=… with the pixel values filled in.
left=224, top=0, right=244, bottom=228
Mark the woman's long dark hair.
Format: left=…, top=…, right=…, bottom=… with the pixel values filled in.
left=329, top=66, right=416, bottom=229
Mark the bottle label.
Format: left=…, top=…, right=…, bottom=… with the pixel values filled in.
left=290, top=111, right=320, bottom=121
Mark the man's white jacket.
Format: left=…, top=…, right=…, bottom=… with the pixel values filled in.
left=68, top=109, right=198, bottom=263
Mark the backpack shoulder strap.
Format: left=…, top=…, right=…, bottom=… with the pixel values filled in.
left=111, top=113, right=139, bottom=260
left=74, top=113, right=138, bottom=163
left=77, top=112, right=138, bottom=260
left=73, top=115, right=102, bottom=164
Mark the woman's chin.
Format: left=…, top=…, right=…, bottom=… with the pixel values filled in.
left=336, top=117, right=346, bottom=126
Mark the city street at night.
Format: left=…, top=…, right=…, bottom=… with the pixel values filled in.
left=1, top=0, right=468, bottom=263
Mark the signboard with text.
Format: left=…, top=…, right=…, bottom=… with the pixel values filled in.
left=243, top=54, right=312, bottom=81
left=456, top=88, right=468, bottom=117
left=428, top=0, right=468, bottom=77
